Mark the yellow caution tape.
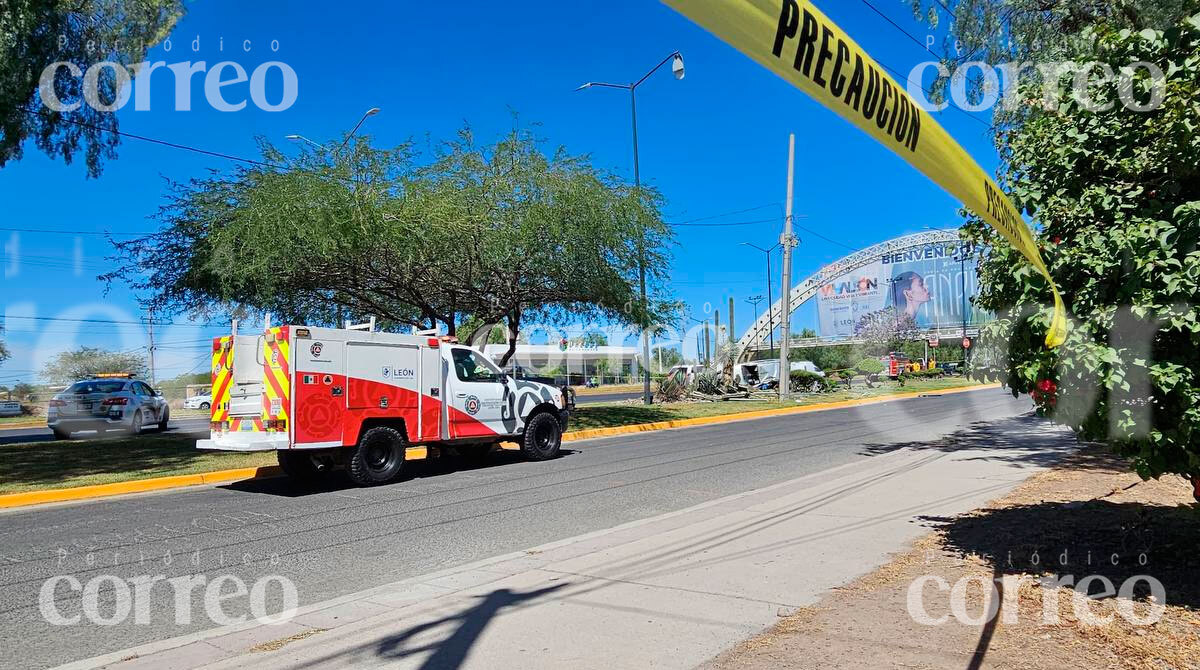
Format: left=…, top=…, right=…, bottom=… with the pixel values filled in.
left=663, top=0, right=1067, bottom=346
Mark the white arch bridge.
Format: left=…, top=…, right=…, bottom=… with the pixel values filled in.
left=736, top=230, right=977, bottom=360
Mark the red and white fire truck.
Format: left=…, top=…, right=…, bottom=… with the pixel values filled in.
left=198, top=320, right=573, bottom=485
left=879, top=352, right=911, bottom=378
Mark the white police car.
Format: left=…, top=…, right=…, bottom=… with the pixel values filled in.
left=47, top=374, right=170, bottom=439
left=183, top=393, right=212, bottom=410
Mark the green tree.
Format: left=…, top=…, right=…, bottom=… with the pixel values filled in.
left=0, top=338, right=9, bottom=364
left=0, top=0, right=184, bottom=177
left=41, top=347, right=148, bottom=385
left=581, top=332, right=608, bottom=348
left=656, top=346, right=683, bottom=371
left=106, top=124, right=678, bottom=367
left=964, top=9, right=1200, bottom=483
left=12, top=382, right=35, bottom=401
left=910, top=0, right=1189, bottom=111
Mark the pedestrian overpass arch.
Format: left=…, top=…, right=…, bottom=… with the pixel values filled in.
left=737, top=229, right=964, bottom=360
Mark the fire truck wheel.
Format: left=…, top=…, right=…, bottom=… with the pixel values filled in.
left=521, top=412, right=561, bottom=461
left=277, top=450, right=322, bottom=482
left=348, top=426, right=406, bottom=485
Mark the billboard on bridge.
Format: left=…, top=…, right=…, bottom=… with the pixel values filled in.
left=816, top=242, right=984, bottom=338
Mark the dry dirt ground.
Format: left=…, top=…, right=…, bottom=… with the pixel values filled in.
left=704, top=445, right=1200, bottom=670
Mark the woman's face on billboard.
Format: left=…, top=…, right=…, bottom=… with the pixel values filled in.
left=903, top=275, right=931, bottom=315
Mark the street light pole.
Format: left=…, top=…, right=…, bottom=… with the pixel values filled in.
left=741, top=242, right=779, bottom=355
left=577, top=52, right=685, bottom=405
left=288, top=107, right=381, bottom=151
left=952, top=243, right=973, bottom=362
left=745, top=295, right=764, bottom=349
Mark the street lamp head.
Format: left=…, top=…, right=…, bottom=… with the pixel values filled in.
left=575, top=82, right=593, bottom=91
left=364, top=107, right=381, bottom=117
left=285, top=135, right=301, bottom=140
left=671, top=53, right=685, bottom=80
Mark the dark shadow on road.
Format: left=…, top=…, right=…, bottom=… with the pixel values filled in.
left=858, top=413, right=1079, bottom=469
left=373, top=584, right=567, bottom=669
left=221, top=449, right=579, bottom=498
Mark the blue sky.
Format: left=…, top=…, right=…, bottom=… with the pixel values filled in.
left=0, top=0, right=989, bottom=383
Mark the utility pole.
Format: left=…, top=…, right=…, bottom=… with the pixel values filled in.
left=779, top=134, right=798, bottom=400
left=728, top=297, right=735, bottom=343
left=714, top=310, right=720, bottom=351
left=146, top=312, right=157, bottom=387
left=703, top=320, right=711, bottom=367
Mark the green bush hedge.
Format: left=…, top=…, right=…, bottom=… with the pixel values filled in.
left=790, top=370, right=833, bottom=394
left=854, top=358, right=884, bottom=375
left=898, top=368, right=945, bottom=384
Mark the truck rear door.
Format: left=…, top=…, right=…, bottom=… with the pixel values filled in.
left=211, top=334, right=266, bottom=432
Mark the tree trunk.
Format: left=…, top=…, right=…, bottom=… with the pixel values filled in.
left=464, top=320, right=500, bottom=348
left=497, top=311, right=521, bottom=368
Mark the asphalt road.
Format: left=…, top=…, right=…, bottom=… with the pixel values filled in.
left=0, top=418, right=210, bottom=446
left=0, top=388, right=1034, bottom=669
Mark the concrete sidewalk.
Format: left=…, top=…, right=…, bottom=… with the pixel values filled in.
left=63, top=415, right=1076, bottom=670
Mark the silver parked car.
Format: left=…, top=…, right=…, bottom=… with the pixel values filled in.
left=47, top=376, right=170, bottom=439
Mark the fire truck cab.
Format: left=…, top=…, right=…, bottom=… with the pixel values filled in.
left=198, top=321, right=572, bottom=486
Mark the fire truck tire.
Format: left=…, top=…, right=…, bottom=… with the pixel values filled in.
left=521, top=411, right=561, bottom=461
left=348, top=426, right=406, bottom=485
left=277, top=450, right=322, bottom=482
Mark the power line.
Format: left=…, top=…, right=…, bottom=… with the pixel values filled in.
left=0, top=227, right=154, bottom=237
left=22, top=107, right=282, bottom=170
left=852, top=1, right=992, bottom=129
left=930, top=0, right=956, bottom=19
left=860, top=0, right=935, bottom=53
left=669, top=217, right=779, bottom=227
left=2, top=315, right=216, bottom=329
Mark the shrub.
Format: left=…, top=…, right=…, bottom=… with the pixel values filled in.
left=854, top=358, right=884, bottom=375
left=790, top=370, right=833, bottom=394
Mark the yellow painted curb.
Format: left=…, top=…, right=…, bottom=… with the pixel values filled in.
left=0, top=382, right=999, bottom=511
left=0, top=422, right=47, bottom=431
left=0, top=466, right=282, bottom=510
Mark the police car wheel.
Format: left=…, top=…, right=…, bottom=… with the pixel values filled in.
left=348, top=427, right=406, bottom=486
left=521, top=412, right=561, bottom=461
left=158, top=407, right=170, bottom=431
left=129, top=411, right=144, bottom=435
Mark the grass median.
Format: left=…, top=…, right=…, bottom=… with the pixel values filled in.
left=0, top=377, right=982, bottom=495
